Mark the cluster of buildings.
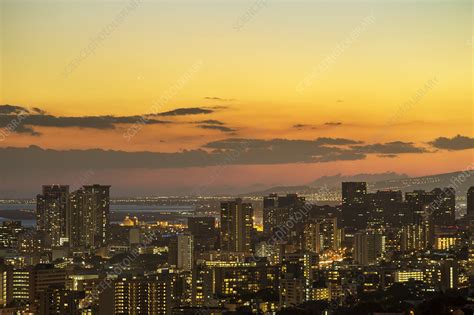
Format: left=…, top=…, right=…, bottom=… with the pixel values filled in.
left=0, top=183, right=472, bottom=314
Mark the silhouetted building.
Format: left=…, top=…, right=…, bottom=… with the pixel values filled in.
left=36, top=185, right=70, bottom=248
left=405, top=188, right=455, bottom=227
left=187, top=217, right=217, bottom=252
left=280, top=252, right=317, bottom=307
left=467, top=186, right=474, bottom=216
left=263, top=193, right=306, bottom=235
left=37, top=286, right=83, bottom=315
left=353, top=229, right=385, bottom=266
left=342, top=182, right=367, bottom=229
left=365, top=190, right=406, bottom=228
left=220, top=199, right=253, bottom=252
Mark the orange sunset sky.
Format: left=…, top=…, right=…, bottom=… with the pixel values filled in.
left=0, top=0, right=472, bottom=196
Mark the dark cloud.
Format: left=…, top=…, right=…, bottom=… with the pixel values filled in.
left=324, top=121, right=342, bottom=126
left=32, top=107, right=47, bottom=115
left=0, top=140, right=363, bottom=173
left=293, top=122, right=343, bottom=130
left=429, top=135, right=474, bottom=151
left=0, top=113, right=170, bottom=136
left=293, top=124, right=310, bottom=129
left=0, top=114, right=38, bottom=135
left=0, top=104, right=232, bottom=136
left=316, top=152, right=366, bottom=162
left=198, top=125, right=236, bottom=133
left=0, top=105, right=30, bottom=115
left=207, top=105, right=229, bottom=110
left=0, top=136, right=437, bottom=175
left=156, top=107, right=213, bottom=116
left=351, top=141, right=427, bottom=154
left=0, top=104, right=183, bottom=136
left=22, top=115, right=169, bottom=130
left=203, top=138, right=366, bottom=165
left=204, top=97, right=236, bottom=102
left=0, top=114, right=40, bottom=135
left=195, top=120, right=225, bottom=125
left=313, top=137, right=362, bottom=146
left=377, top=154, right=398, bottom=158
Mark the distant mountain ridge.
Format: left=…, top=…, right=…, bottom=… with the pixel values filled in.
left=243, top=170, right=474, bottom=197
left=308, top=172, right=409, bottom=188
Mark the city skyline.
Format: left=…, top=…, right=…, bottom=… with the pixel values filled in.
left=0, top=0, right=473, bottom=313
left=0, top=180, right=468, bottom=313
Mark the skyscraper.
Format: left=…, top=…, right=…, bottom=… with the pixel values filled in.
left=263, top=193, right=305, bottom=234
left=187, top=217, right=217, bottom=252
left=220, top=198, right=253, bottom=252
left=304, top=217, right=339, bottom=254
left=37, top=184, right=110, bottom=250
left=82, top=185, right=110, bottom=248
left=467, top=186, right=474, bottom=216
left=405, top=188, right=455, bottom=227
left=341, top=182, right=367, bottom=229
left=69, top=185, right=110, bottom=249
left=401, top=222, right=433, bottom=252
left=36, top=185, right=70, bottom=248
left=365, top=190, right=405, bottom=228
left=280, top=252, right=317, bottom=307
left=177, top=233, right=194, bottom=271
left=353, top=229, right=385, bottom=266
left=114, top=274, right=173, bottom=315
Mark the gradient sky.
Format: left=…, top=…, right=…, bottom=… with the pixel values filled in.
left=0, top=0, right=472, bottom=197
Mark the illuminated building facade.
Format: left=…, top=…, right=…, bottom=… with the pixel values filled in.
left=70, top=185, right=110, bottom=249
left=114, top=274, right=173, bottom=315
left=36, top=185, right=70, bottom=248
left=220, top=199, right=253, bottom=252
left=353, top=230, right=385, bottom=266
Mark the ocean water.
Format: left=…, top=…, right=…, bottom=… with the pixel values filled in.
left=0, top=203, right=195, bottom=227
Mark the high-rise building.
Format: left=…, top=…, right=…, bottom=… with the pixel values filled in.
left=12, top=269, right=32, bottom=302
left=187, top=217, right=217, bottom=252
left=69, top=185, right=110, bottom=249
left=0, top=264, right=12, bottom=307
left=37, top=286, right=84, bottom=315
left=467, top=186, right=474, bottom=216
left=0, top=221, right=23, bottom=249
left=341, top=182, right=367, bottom=229
left=114, top=274, right=173, bottom=314
left=37, top=184, right=110, bottom=250
left=36, top=185, right=70, bottom=248
left=405, top=188, right=455, bottom=227
left=263, top=194, right=278, bottom=235
left=263, top=193, right=306, bottom=237
left=280, top=252, right=317, bottom=307
left=401, top=222, right=433, bottom=252
left=220, top=198, right=253, bottom=252
left=394, top=270, right=424, bottom=283
left=304, top=217, right=339, bottom=254
left=365, top=190, right=406, bottom=228
left=431, top=188, right=455, bottom=226
left=440, top=259, right=458, bottom=291
left=177, top=233, right=194, bottom=271
left=353, top=229, right=385, bottom=266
